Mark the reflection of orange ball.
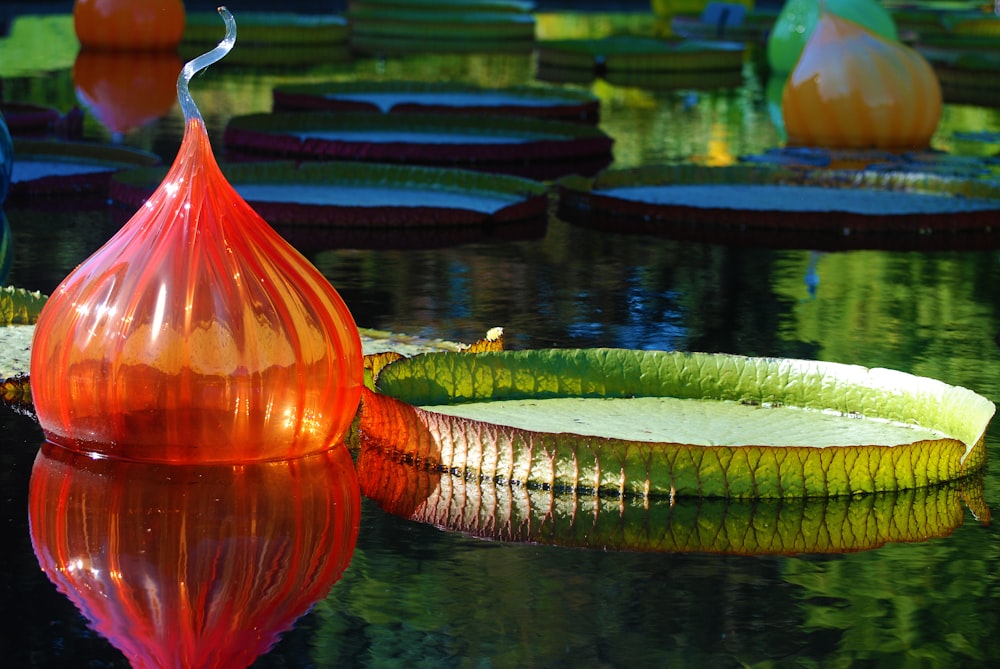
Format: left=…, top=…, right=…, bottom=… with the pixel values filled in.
left=73, top=50, right=181, bottom=136
left=74, top=0, right=186, bottom=51
left=782, top=11, right=941, bottom=150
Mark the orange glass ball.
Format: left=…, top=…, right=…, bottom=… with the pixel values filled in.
left=781, top=11, right=942, bottom=150
left=31, top=11, right=364, bottom=463
left=30, top=442, right=360, bottom=669
left=74, top=0, right=186, bottom=51
left=74, top=49, right=182, bottom=137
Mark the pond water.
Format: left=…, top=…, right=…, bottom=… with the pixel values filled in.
left=4, top=3, right=1000, bottom=668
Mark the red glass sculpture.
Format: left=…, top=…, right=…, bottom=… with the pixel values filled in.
left=781, top=10, right=942, bottom=150
left=30, top=8, right=364, bottom=463
left=29, top=441, right=360, bottom=669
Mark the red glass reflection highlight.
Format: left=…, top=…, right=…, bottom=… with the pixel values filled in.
left=29, top=442, right=360, bottom=669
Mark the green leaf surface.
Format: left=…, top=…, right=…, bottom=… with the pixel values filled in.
left=423, top=397, right=948, bottom=447
left=364, top=349, right=995, bottom=498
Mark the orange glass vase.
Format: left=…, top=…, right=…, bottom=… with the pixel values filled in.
left=781, top=10, right=942, bottom=150
left=30, top=442, right=360, bottom=669
left=74, top=0, right=186, bottom=51
left=30, top=9, right=364, bottom=463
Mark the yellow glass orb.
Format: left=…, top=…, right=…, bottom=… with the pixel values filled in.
left=782, top=11, right=942, bottom=150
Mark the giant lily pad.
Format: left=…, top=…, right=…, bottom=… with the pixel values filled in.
left=272, top=81, right=600, bottom=124
left=557, top=164, right=1000, bottom=251
left=361, top=349, right=994, bottom=498
left=7, top=139, right=160, bottom=199
left=356, top=444, right=987, bottom=553
left=224, top=111, right=613, bottom=179
left=110, top=161, right=548, bottom=229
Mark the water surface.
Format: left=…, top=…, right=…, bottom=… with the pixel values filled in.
left=3, top=6, right=1000, bottom=668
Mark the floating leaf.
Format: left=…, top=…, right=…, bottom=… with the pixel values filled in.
left=0, top=286, right=47, bottom=325
left=362, top=349, right=995, bottom=498
left=556, top=164, right=1000, bottom=251
left=363, top=327, right=505, bottom=389
left=271, top=81, right=600, bottom=124
left=364, top=351, right=406, bottom=390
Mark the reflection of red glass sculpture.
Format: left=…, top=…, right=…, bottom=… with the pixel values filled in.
left=29, top=442, right=360, bottom=669
left=782, top=10, right=942, bottom=150
left=30, top=9, right=364, bottom=463
left=74, top=0, right=186, bottom=51
left=73, top=50, right=182, bottom=139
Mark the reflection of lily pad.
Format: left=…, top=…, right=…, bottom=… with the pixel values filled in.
left=272, top=81, right=600, bottom=124
left=357, top=445, right=985, bottom=554
left=557, top=164, right=1000, bottom=251
left=224, top=111, right=613, bottom=179
left=111, top=161, right=549, bottom=228
left=361, top=349, right=994, bottom=498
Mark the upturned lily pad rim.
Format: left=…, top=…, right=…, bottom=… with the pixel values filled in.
left=11, top=139, right=161, bottom=169
left=364, top=349, right=995, bottom=499
left=7, top=139, right=161, bottom=198
left=110, top=160, right=550, bottom=227
left=356, top=444, right=985, bottom=554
